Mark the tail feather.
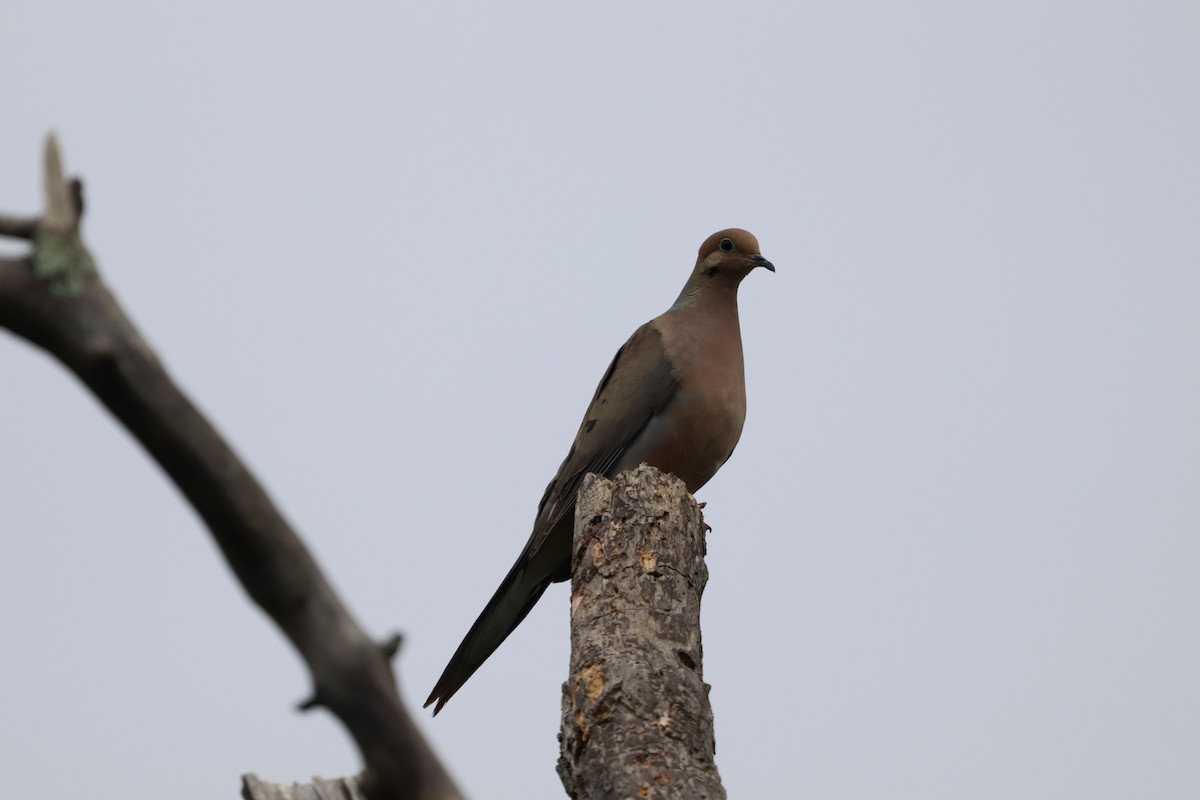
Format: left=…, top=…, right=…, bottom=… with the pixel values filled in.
left=424, top=564, right=550, bottom=715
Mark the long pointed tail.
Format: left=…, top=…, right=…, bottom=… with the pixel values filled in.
left=424, top=563, right=550, bottom=715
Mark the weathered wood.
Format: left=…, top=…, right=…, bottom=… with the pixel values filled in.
left=242, top=773, right=367, bottom=800
left=558, top=465, right=725, bottom=799
left=0, top=135, right=462, bottom=800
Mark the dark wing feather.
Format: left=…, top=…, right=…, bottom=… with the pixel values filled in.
left=424, top=320, right=680, bottom=714
left=522, top=320, right=679, bottom=569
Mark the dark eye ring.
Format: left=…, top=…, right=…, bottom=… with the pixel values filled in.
left=719, top=237, right=734, bottom=252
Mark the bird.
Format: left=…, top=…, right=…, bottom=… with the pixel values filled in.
left=425, top=228, right=773, bottom=715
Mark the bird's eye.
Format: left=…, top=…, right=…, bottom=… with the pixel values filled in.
left=719, top=237, right=734, bottom=252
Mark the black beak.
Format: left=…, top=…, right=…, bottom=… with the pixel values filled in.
left=750, top=253, right=775, bottom=273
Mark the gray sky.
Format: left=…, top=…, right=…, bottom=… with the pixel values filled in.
left=3, top=1, right=1198, bottom=798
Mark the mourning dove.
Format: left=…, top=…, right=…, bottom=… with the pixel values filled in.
left=425, top=228, right=773, bottom=714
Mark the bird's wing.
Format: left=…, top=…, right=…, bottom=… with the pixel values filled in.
left=522, top=319, right=680, bottom=576
left=423, top=319, right=680, bottom=714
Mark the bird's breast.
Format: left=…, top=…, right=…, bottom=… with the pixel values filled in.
left=618, top=377, right=746, bottom=493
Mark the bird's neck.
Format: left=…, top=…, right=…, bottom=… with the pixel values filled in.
left=660, top=278, right=745, bottom=389
left=667, top=279, right=744, bottom=347
left=670, top=277, right=742, bottom=316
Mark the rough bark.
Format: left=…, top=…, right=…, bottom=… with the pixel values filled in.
left=558, top=465, right=725, bottom=800
left=242, top=773, right=367, bottom=800
left=0, top=135, right=461, bottom=800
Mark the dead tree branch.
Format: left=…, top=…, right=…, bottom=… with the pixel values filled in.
left=559, top=465, right=725, bottom=799
left=242, top=773, right=367, bottom=800
left=0, top=135, right=461, bottom=800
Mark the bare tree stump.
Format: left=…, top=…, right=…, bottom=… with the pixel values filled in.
left=558, top=465, right=725, bottom=800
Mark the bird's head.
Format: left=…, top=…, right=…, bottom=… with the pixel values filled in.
left=693, top=228, right=775, bottom=283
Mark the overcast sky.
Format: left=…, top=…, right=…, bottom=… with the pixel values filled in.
left=3, top=2, right=1198, bottom=798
